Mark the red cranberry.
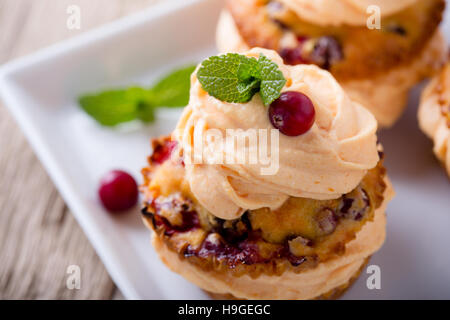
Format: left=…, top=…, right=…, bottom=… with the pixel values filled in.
left=386, top=24, right=407, bottom=36
left=151, top=140, right=177, bottom=164
left=280, top=47, right=306, bottom=65
left=286, top=253, right=306, bottom=267
left=153, top=211, right=199, bottom=236
left=269, top=91, right=315, bottom=136
left=315, top=208, right=337, bottom=235
left=338, top=189, right=370, bottom=221
left=194, top=233, right=265, bottom=267
left=309, top=36, right=343, bottom=70
left=98, top=170, right=138, bottom=212
left=280, top=36, right=309, bottom=65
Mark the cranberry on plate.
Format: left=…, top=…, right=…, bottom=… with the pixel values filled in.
left=98, top=170, right=138, bottom=213
left=269, top=91, right=315, bottom=136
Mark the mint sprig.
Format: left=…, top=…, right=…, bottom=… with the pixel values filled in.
left=78, top=65, right=196, bottom=127
left=258, top=55, right=286, bottom=106
left=197, top=53, right=286, bottom=106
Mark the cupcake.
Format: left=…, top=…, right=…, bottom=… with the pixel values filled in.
left=141, top=49, right=394, bottom=299
left=217, top=0, right=447, bottom=127
left=418, top=60, right=450, bottom=177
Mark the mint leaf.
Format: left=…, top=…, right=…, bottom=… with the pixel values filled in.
left=258, top=54, right=286, bottom=105
left=136, top=101, right=156, bottom=123
left=150, top=65, right=196, bottom=107
left=79, top=87, right=154, bottom=126
left=78, top=65, right=195, bottom=126
left=197, top=53, right=286, bottom=106
left=197, top=53, right=261, bottom=103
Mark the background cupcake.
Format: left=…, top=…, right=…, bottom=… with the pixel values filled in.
left=418, top=60, right=450, bottom=177
left=217, top=0, right=447, bottom=127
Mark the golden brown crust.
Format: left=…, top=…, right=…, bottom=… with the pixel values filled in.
left=227, top=0, right=445, bottom=80
left=141, top=137, right=387, bottom=279
left=428, top=60, right=450, bottom=128
left=418, top=59, right=450, bottom=177
left=227, top=0, right=283, bottom=51
left=313, top=256, right=369, bottom=300
left=204, top=256, right=370, bottom=300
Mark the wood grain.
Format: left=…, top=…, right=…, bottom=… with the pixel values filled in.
left=0, top=0, right=165, bottom=300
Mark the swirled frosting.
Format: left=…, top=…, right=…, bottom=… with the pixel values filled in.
left=174, top=49, right=379, bottom=220
left=277, top=0, right=417, bottom=26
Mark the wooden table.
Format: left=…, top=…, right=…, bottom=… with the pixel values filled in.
left=0, top=0, right=165, bottom=299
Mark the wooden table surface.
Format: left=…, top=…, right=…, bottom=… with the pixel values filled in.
left=0, top=0, right=165, bottom=299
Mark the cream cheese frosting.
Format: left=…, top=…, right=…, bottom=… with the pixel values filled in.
left=277, top=0, right=418, bottom=26
left=150, top=178, right=393, bottom=300
left=216, top=10, right=447, bottom=127
left=174, top=48, right=379, bottom=220
left=418, top=62, right=450, bottom=177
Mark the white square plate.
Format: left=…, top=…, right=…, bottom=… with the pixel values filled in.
left=1, top=0, right=450, bottom=299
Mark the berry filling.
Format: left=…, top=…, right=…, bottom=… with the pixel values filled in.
left=141, top=137, right=387, bottom=276
left=144, top=174, right=379, bottom=270
left=308, top=36, right=343, bottom=70
left=186, top=233, right=268, bottom=267
left=279, top=37, right=309, bottom=65
left=150, top=139, right=177, bottom=165
left=280, top=36, right=343, bottom=70
left=338, top=187, right=370, bottom=221
left=315, top=208, right=338, bottom=236
left=150, top=196, right=200, bottom=236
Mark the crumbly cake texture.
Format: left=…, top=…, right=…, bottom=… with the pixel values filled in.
left=418, top=60, right=450, bottom=177
left=225, top=0, right=445, bottom=80
left=140, top=137, right=393, bottom=299
left=149, top=210, right=386, bottom=299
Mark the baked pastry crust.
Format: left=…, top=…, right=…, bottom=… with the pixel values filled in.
left=204, top=256, right=370, bottom=300
left=226, top=0, right=445, bottom=80
left=418, top=60, right=450, bottom=177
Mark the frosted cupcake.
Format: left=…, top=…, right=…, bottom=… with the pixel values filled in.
left=141, top=49, right=394, bottom=299
left=217, top=0, right=447, bottom=127
left=418, top=61, right=450, bottom=177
